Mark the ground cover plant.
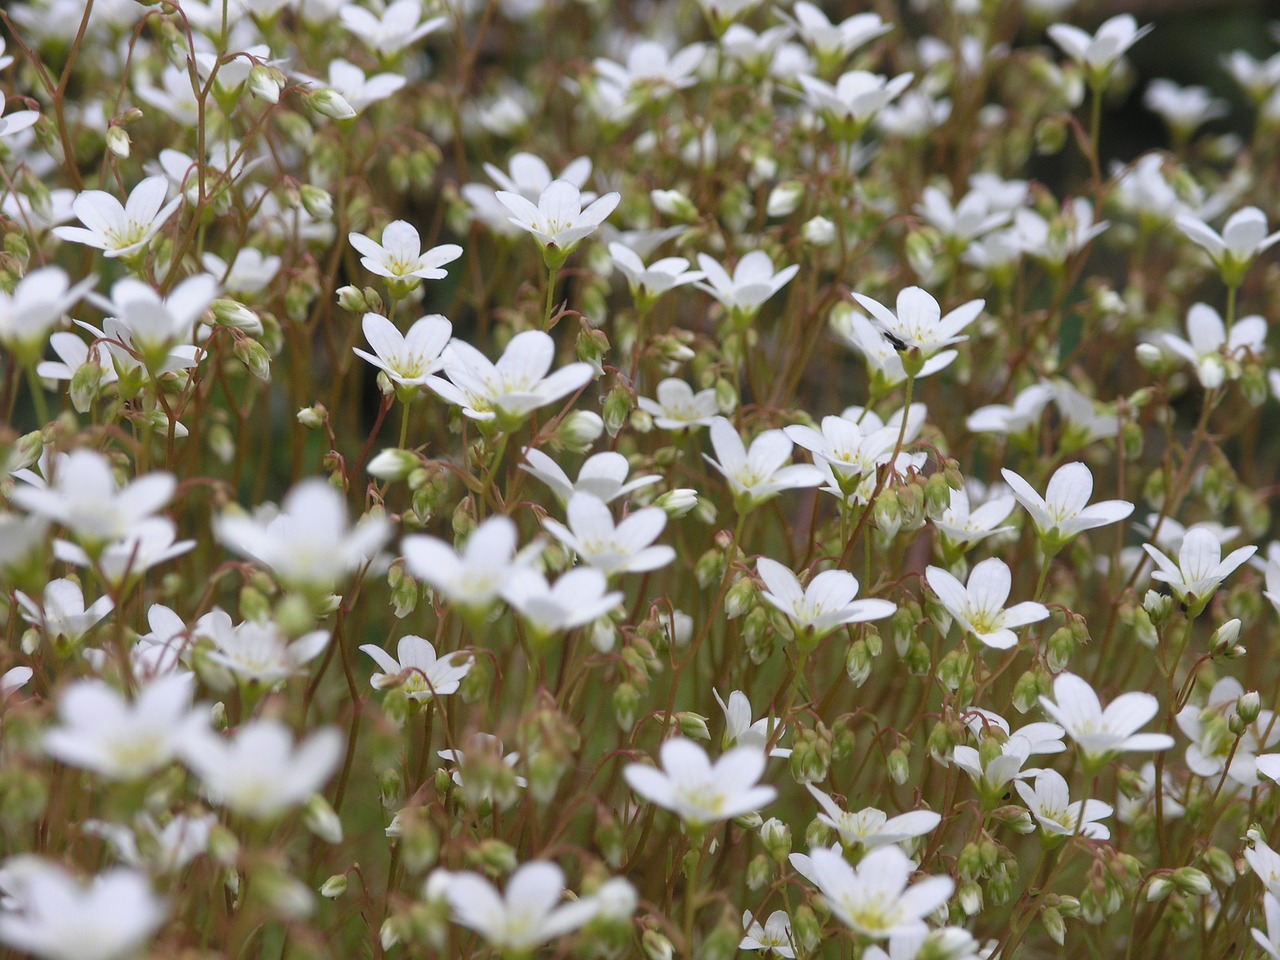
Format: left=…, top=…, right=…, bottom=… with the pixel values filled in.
left=4, top=0, right=1280, bottom=957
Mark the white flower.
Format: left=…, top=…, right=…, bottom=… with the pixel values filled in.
left=807, top=785, right=940, bottom=850
left=1177, top=677, right=1280, bottom=787
left=1112, top=153, right=1192, bottom=224
left=495, top=179, right=620, bottom=261
left=0, top=859, right=166, bottom=960
left=1142, top=527, right=1255, bottom=612
left=87, top=274, right=218, bottom=357
left=1246, top=837, right=1280, bottom=896
left=740, top=910, right=795, bottom=957
left=832, top=307, right=957, bottom=386
left=713, top=689, right=791, bottom=758
left=1176, top=206, right=1280, bottom=284
left=1013, top=198, right=1108, bottom=265
left=0, top=266, right=95, bottom=358
left=0, top=99, right=39, bottom=140
left=542, top=493, right=674, bottom=576
left=925, top=558, right=1049, bottom=650
left=1153, top=303, right=1266, bottom=389
left=1143, top=79, right=1227, bottom=139
left=182, top=719, right=343, bottom=820
left=501, top=567, right=623, bottom=637
left=195, top=610, right=328, bottom=686
left=200, top=248, right=280, bottom=297
left=433, top=861, right=600, bottom=953
left=2, top=667, right=33, bottom=699
left=784, top=3, right=891, bottom=64
left=43, top=675, right=205, bottom=781
left=1001, top=461, right=1133, bottom=550
left=1223, top=50, right=1280, bottom=102
left=216, top=479, right=391, bottom=591
left=53, top=176, right=181, bottom=259
left=402, top=515, right=541, bottom=611
left=965, top=383, right=1055, bottom=435
left=428, top=329, right=595, bottom=425
left=915, top=185, right=1012, bottom=243
left=310, top=59, right=405, bottom=115
left=593, top=40, right=707, bottom=95
left=609, top=242, right=704, bottom=306
left=519, top=449, right=659, bottom=505
left=798, top=70, right=914, bottom=137
left=53, top=518, right=194, bottom=587
left=483, top=153, right=593, bottom=201
left=84, top=812, right=214, bottom=875
left=706, top=417, right=825, bottom=509
left=934, top=485, right=1017, bottom=548
left=359, top=635, right=472, bottom=700
left=637, top=378, right=720, bottom=430
left=951, top=715, right=1064, bottom=803
left=348, top=221, right=462, bottom=288
left=695, top=250, right=799, bottom=319
left=1252, top=892, right=1280, bottom=960
left=11, top=450, right=175, bottom=544
left=352, top=313, right=452, bottom=389
left=1039, top=672, right=1174, bottom=768
left=339, top=0, right=447, bottom=55
left=789, top=845, right=952, bottom=940
left=624, top=737, right=776, bottom=828
left=784, top=413, right=899, bottom=498
left=1047, top=13, right=1152, bottom=80
left=437, top=733, right=527, bottom=802
left=852, top=287, right=983, bottom=371
left=1015, top=770, right=1112, bottom=840
left=16, top=579, right=113, bottom=646
left=756, top=557, right=896, bottom=640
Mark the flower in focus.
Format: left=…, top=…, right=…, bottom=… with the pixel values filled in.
left=637, top=378, right=720, bottom=430
left=1142, top=526, right=1255, bottom=614
left=740, top=910, right=795, bottom=958
left=496, top=179, right=620, bottom=266
left=352, top=313, right=453, bottom=391
left=696, top=250, right=799, bottom=325
left=851, top=287, right=983, bottom=376
left=1039, top=672, right=1174, bottom=770
left=360, top=635, right=472, bottom=701
left=542, top=493, right=675, bottom=576
left=624, top=737, right=776, bottom=829
left=705, top=417, right=825, bottom=512
left=1015, top=769, right=1113, bottom=840
left=806, top=785, right=941, bottom=851
left=1152, top=302, right=1266, bottom=390
left=924, top=558, right=1049, bottom=650
left=1001, top=461, right=1134, bottom=553
left=501, top=567, right=623, bottom=639
left=713, top=689, right=791, bottom=758
left=348, top=221, right=462, bottom=296
left=756, top=557, right=896, bottom=644
left=519, top=449, right=660, bottom=505
left=53, top=176, right=181, bottom=259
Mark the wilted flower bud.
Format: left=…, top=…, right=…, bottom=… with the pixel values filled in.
left=603, top=383, right=633, bottom=437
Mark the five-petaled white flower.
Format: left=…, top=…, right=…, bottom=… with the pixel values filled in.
left=338, top=0, right=447, bottom=56
left=1039, top=672, right=1174, bottom=769
left=53, top=176, right=181, bottom=259
left=1015, top=769, right=1113, bottom=840
left=852, top=287, right=983, bottom=375
left=1047, top=13, right=1152, bottom=82
left=1178, top=677, right=1280, bottom=787
left=798, top=70, right=914, bottom=139
left=1001, top=462, right=1134, bottom=552
left=706, top=417, right=825, bottom=510
left=593, top=40, right=708, bottom=96
left=428, top=329, right=595, bottom=426
left=1176, top=206, right=1280, bottom=285
left=519, top=449, right=660, bottom=505
left=43, top=675, right=206, bottom=781
left=182, top=719, right=343, bottom=820
left=216, top=479, right=390, bottom=591
left=713, top=689, right=791, bottom=757
left=429, top=860, right=601, bottom=954
left=195, top=610, right=329, bottom=686
left=696, top=251, right=799, bottom=321
left=360, top=635, right=472, bottom=700
left=16, top=578, right=113, bottom=647
left=496, top=179, right=620, bottom=264
left=740, top=910, right=795, bottom=958
left=788, top=845, right=953, bottom=941
left=925, top=558, right=1049, bottom=650
left=807, top=785, right=941, bottom=851
left=624, top=737, right=776, bottom=828
left=638, top=378, right=720, bottom=430
left=609, top=242, right=705, bottom=308
left=542, top=493, right=675, bottom=576
left=352, top=313, right=452, bottom=389
left=402, top=515, right=541, bottom=612
left=348, top=221, right=462, bottom=293
left=756, top=557, right=896, bottom=642
left=0, top=266, right=95, bottom=360
left=784, top=3, right=890, bottom=66
left=1152, top=302, right=1266, bottom=390
left=1142, top=526, right=1255, bottom=613
left=501, top=567, right=623, bottom=638
left=0, top=859, right=167, bottom=960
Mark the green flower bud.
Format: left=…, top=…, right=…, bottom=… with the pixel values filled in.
left=747, top=853, right=773, bottom=891
left=676, top=711, right=711, bottom=741
left=1041, top=905, right=1066, bottom=944
left=614, top=683, right=640, bottom=732
left=603, top=383, right=633, bottom=437
left=319, top=874, right=348, bottom=899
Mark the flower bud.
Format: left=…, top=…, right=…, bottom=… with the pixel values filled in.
left=887, top=746, right=911, bottom=785
left=676, top=711, right=710, bottom=741
left=802, top=215, right=837, bottom=246
left=746, top=853, right=773, bottom=891
left=760, top=817, right=791, bottom=862
left=106, top=126, right=130, bottom=159
left=233, top=337, right=272, bottom=381
left=554, top=410, right=604, bottom=453
left=1211, top=618, right=1242, bottom=656
left=310, top=88, right=357, bottom=120
left=614, top=683, right=640, bottom=731
left=304, top=794, right=343, bottom=844
left=1236, top=690, right=1262, bottom=725
left=650, top=189, right=697, bottom=221
left=248, top=63, right=285, bottom=103
left=1134, top=342, right=1164, bottom=370
left=958, top=881, right=983, bottom=915
left=1145, top=876, right=1173, bottom=902
left=368, top=448, right=419, bottom=481
left=642, top=929, right=674, bottom=960
left=655, top=487, right=698, bottom=519
left=603, top=383, right=633, bottom=437
left=1040, top=905, right=1065, bottom=945
left=319, top=874, right=348, bottom=899
left=211, top=298, right=263, bottom=335
left=300, top=185, right=334, bottom=221
left=336, top=285, right=366, bottom=313
left=766, top=181, right=804, bottom=218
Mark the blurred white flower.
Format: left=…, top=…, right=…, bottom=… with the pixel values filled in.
left=625, top=737, right=776, bottom=828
